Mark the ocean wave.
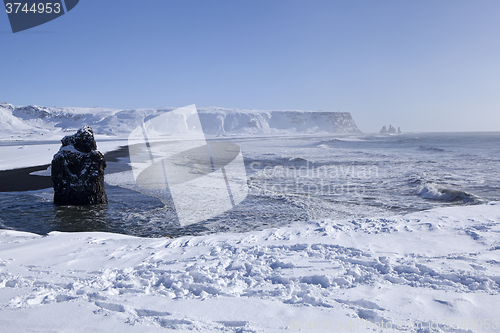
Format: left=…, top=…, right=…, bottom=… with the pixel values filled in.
left=417, top=184, right=482, bottom=203
left=418, top=146, right=445, bottom=152
left=395, top=137, right=420, bottom=143
left=318, top=138, right=366, bottom=147
left=333, top=137, right=366, bottom=142
left=408, top=173, right=424, bottom=185
left=288, top=157, right=307, bottom=163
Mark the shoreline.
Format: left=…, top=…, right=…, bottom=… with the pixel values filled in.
left=0, top=146, right=131, bottom=193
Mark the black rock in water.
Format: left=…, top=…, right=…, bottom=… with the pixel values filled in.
left=51, top=126, right=108, bottom=205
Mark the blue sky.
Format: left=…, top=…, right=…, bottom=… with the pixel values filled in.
left=1, top=0, right=499, bottom=133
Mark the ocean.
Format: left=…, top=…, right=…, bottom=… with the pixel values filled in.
left=1, top=132, right=499, bottom=237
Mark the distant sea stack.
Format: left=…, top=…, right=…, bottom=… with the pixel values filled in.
left=380, top=125, right=401, bottom=134
left=51, top=126, right=108, bottom=205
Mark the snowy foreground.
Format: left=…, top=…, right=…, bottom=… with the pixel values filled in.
left=1, top=203, right=499, bottom=332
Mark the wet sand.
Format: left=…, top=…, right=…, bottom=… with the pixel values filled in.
left=0, top=165, right=53, bottom=192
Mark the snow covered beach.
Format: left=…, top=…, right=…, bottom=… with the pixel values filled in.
left=1, top=203, right=499, bottom=332
left=1, top=104, right=499, bottom=332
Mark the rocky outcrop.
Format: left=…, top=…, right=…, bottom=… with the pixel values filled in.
left=380, top=125, right=399, bottom=134
left=51, top=126, right=108, bottom=205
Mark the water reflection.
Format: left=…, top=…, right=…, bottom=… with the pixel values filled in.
left=0, top=185, right=169, bottom=237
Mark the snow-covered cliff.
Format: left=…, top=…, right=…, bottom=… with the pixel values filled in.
left=198, top=107, right=360, bottom=136
left=0, top=102, right=361, bottom=140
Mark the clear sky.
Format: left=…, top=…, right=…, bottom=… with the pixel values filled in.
left=1, top=0, right=499, bottom=133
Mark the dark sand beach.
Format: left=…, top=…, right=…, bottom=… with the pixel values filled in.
left=0, top=165, right=52, bottom=192
left=0, top=146, right=130, bottom=193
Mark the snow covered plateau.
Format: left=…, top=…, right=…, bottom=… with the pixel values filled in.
left=0, top=102, right=361, bottom=142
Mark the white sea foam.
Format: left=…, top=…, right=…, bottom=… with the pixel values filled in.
left=417, top=183, right=482, bottom=203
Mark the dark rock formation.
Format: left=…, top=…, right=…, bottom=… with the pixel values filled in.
left=51, top=126, right=108, bottom=205
left=380, top=125, right=399, bottom=134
